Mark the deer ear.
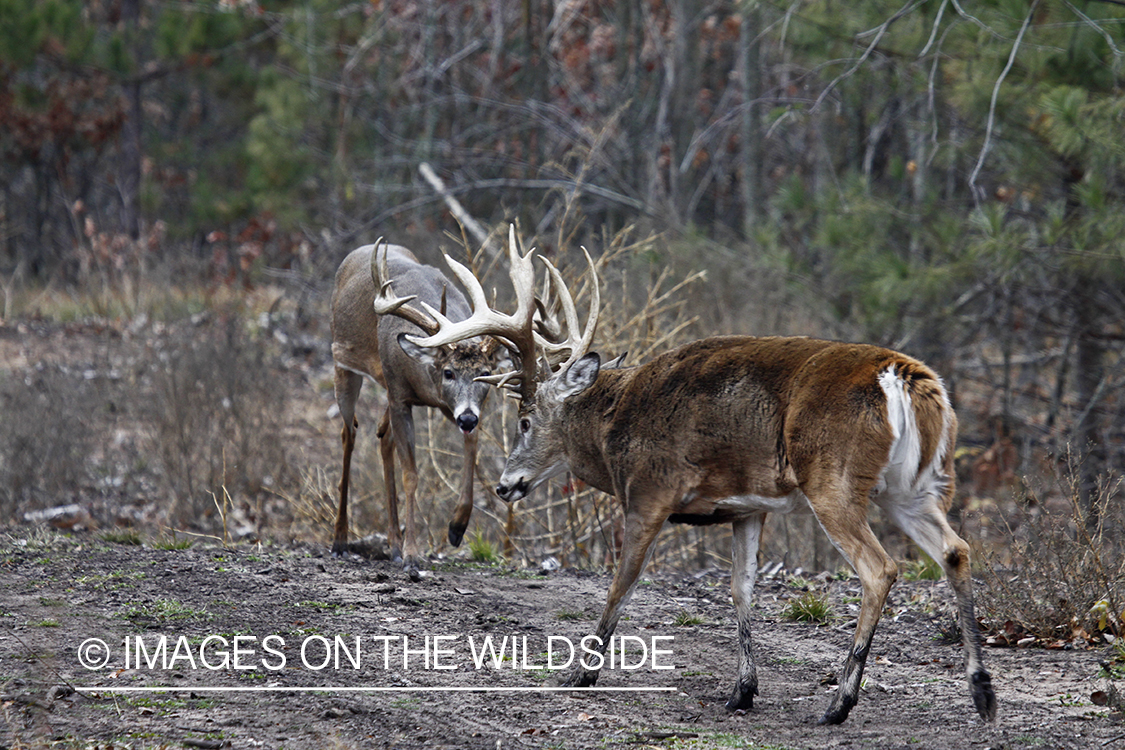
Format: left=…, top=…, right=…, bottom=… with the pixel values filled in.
left=397, top=332, right=437, bottom=366
left=557, top=352, right=600, bottom=401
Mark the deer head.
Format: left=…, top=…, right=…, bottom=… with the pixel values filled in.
left=404, top=226, right=602, bottom=496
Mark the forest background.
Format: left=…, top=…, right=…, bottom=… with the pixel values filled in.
left=1, top=0, right=1124, bottom=637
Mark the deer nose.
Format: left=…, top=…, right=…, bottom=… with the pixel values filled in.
left=496, top=478, right=528, bottom=502
left=456, top=413, right=478, bottom=433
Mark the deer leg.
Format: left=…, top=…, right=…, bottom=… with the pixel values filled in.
left=376, top=409, right=400, bottom=562
left=883, top=491, right=997, bottom=721
left=563, top=505, right=666, bottom=688
left=333, top=367, right=363, bottom=556
left=727, top=512, right=766, bottom=711
left=448, top=429, right=477, bottom=548
left=808, top=483, right=898, bottom=726
left=387, top=404, right=423, bottom=577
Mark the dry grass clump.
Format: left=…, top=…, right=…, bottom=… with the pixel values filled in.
left=978, top=472, right=1125, bottom=644
left=0, top=365, right=95, bottom=517
left=144, top=312, right=292, bottom=526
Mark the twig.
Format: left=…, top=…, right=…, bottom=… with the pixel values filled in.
left=419, top=162, right=499, bottom=259
left=812, top=0, right=929, bottom=111
left=968, top=0, right=1041, bottom=205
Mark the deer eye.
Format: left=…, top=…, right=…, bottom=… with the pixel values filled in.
left=443, top=368, right=455, bottom=381
left=518, top=417, right=531, bottom=433
left=481, top=369, right=491, bottom=378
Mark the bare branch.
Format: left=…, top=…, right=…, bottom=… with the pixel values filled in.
left=811, top=0, right=929, bottom=112
left=968, top=0, right=1041, bottom=205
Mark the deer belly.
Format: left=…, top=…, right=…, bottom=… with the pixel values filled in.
left=669, top=489, right=808, bottom=525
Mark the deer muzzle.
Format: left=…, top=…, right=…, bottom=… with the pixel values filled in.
left=495, top=477, right=529, bottom=503
left=455, top=412, right=479, bottom=434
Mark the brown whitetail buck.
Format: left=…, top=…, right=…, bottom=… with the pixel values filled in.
left=330, top=240, right=509, bottom=572
left=405, top=228, right=997, bottom=725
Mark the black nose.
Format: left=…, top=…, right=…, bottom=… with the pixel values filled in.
left=496, top=479, right=528, bottom=502
left=456, top=413, right=478, bottom=433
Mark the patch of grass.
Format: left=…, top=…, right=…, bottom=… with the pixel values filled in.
left=780, top=592, right=834, bottom=624
left=101, top=529, right=143, bottom=546
left=152, top=533, right=192, bottom=550
left=468, top=529, right=502, bottom=564
left=34, top=619, right=60, bottom=628
left=903, top=554, right=943, bottom=581
left=119, top=598, right=214, bottom=623
left=642, top=729, right=798, bottom=749
left=785, top=575, right=813, bottom=590
left=555, top=608, right=586, bottom=621
left=38, top=597, right=65, bottom=607
left=298, top=600, right=348, bottom=611
left=672, top=610, right=705, bottom=627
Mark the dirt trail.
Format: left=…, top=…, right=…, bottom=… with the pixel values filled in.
left=1, top=535, right=1121, bottom=749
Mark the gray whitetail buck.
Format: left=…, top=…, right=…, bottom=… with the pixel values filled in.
left=330, top=241, right=508, bottom=572
left=408, top=228, right=997, bottom=725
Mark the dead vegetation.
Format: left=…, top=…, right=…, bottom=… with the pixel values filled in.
left=0, top=222, right=1122, bottom=666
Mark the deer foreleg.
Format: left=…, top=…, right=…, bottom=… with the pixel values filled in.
left=727, top=513, right=766, bottom=711
left=377, top=409, right=401, bottom=562
left=564, top=506, right=665, bottom=688
left=333, top=368, right=363, bottom=556
left=387, top=405, right=422, bottom=576
left=448, top=430, right=478, bottom=548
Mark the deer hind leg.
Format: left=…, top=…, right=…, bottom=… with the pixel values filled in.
left=376, top=408, right=401, bottom=563
left=882, top=489, right=997, bottom=721
left=563, top=503, right=666, bottom=688
left=807, top=480, right=898, bottom=725
left=333, top=367, right=363, bottom=556
left=447, top=429, right=478, bottom=548
left=727, top=512, right=766, bottom=711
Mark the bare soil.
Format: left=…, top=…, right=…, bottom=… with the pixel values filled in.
left=2, top=534, right=1122, bottom=750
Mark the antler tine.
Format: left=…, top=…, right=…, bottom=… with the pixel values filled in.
left=535, top=247, right=600, bottom=372
left=369, top=238, right=440, bottom=336
left=406, top=224, right=541, bottom=402
left=533, top=269, right=564, bottom=343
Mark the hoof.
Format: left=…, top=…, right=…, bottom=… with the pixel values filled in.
left=972, top=670, right=997, bottom=721
left=817, top=704, right=852, bottom=726
left=403, top=556, right=424, bottom=582
left=725, top=685, right=757, bottom=712
left=331, top=540, right=349, bottom=557
left=560, top=669, right=598, bottom=688
left=448, top=522, right=467, bottom=548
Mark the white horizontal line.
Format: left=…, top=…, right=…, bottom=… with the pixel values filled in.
left=75, top=686, right=677, bottom=694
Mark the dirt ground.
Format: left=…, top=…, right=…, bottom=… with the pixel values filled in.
left=2, top=533, right=1123, bottom=750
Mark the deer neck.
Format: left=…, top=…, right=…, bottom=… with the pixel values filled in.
left=558, top=367, right=633, bottom=496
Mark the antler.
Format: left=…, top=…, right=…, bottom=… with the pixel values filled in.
left=369, top=238, right=440, bottom=336
left=405, top=225, right=541, bottom=402
left=401, top=225, right=602, bottom=404
left=535, top=247, right=600, bottom=373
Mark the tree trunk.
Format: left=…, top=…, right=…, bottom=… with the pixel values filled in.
left=739, top=4, right=763, bottom=235
left=119, top=0, right=142, bottom=240
left=1074, top=292, right=1106, bottom=534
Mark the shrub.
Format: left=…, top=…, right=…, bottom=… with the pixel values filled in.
left=0, top=366, right=94, bottom=517
left=145, top=313, right=291, bottom=525
left=978, top=473, right=1125, bottom=643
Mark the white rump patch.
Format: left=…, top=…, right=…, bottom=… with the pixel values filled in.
left=875, top=366, right=952, bottom=524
